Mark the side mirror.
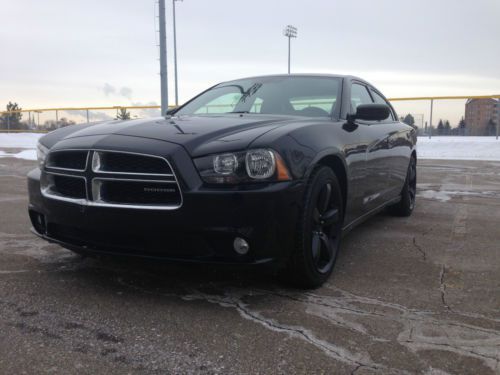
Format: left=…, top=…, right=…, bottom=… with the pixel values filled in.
left=349, top=104, right=390, bottom=122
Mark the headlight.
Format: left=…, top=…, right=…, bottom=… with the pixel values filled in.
left=194, top=149, right=291, bottom=184
left=214, top=153, right=239, bottom=175
left=246, top=149, right=275, bottom=179
left=36, top=142, right=49, bottom=169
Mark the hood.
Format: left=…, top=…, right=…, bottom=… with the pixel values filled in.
left=48, top=115, right=303, bottom=157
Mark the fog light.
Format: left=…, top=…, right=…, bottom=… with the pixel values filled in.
left=233, top=237, right=249, bottom=255
left=29, top=210, right=46, bottom=234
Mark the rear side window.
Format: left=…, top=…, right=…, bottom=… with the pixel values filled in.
left=370, top=89, right=395, bottom=121
left=350, top=84, right=373, bottom=112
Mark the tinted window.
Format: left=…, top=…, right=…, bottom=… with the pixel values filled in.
left=370, top=89, right=394, bottom=121
left=290, top=97, right=337, bottom=114
left=193, top=91, right=243, bottom=114
left=350, top=84, right=373, bottom=112
left=176, top=77, right=341, bottom=118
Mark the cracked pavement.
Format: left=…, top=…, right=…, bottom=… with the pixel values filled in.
left=0, top=157, right=499, bottom=374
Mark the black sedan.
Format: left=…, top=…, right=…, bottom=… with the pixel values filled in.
left=28, top=74, right=417, bottom=287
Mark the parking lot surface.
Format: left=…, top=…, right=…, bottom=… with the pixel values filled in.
left=0, top=157, right=499, bottom=374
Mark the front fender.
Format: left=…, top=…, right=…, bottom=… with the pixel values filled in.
left=303, top=147, right=348, bottom=181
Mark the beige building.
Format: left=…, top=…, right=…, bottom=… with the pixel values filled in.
left=465, top=98, right=499, bottom=136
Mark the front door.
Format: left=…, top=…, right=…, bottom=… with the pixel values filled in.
left=350, top=83, right=394, bottom=212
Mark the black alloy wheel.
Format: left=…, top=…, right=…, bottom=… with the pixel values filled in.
left=407, top=157, right=417, bottom=210
left=311, top=182, right=341, bottom=274
left=390, top=156, right=417, bottom=217
left=287, top=166, right=344, bottom=288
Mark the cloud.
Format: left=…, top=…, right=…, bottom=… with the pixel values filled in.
left=71, top=110, right=114, bottom=122
left=102, top=82, right=133, bottom=100
left=101, top=83, right=134, bottom=100
left=130, top=101, right=161, bottom=118
left=119, top=87, right=133, bottom=99
left=88, top=111, right=114, bottom=121
left=102, top=83, right=116, bottom=96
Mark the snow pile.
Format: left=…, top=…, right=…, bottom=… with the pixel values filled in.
left=0, top=133, right=499, bottom=162
left=0, top=150, right=37, bottom=161
left=418, top=137, right=500, bottom=161
left=0, top=133, right=43, bottom=161
left=0, top=133, right=43, bottom=149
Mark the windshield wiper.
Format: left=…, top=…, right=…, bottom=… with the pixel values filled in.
left=228, top=111, right=250, bottom=114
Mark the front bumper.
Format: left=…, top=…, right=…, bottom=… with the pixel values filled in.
left=28, top=168, right=304, bottom=266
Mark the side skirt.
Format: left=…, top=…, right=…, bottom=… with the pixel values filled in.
left=341, top=196, right=401, bottom=237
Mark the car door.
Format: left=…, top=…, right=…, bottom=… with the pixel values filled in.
left=350, top=82, right=394, bottom=212
left=369, top=88, right=409, bottom=199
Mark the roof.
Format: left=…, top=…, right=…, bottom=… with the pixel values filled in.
left=466, top=98, right=499, bottom=105
left=220, top=73, right=366, bottom=84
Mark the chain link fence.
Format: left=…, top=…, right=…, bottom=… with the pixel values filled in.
left=1, top=95, right=499, bottom=139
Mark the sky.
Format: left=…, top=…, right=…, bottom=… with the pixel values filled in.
left=1, top=0, right=499, bottom=125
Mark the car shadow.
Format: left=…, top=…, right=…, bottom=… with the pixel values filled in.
left=40, top=210, right=398, bottom=299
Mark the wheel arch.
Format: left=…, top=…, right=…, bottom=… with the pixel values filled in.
left=315, top=154, right=348, bottom=217
left=411, top=149, right=417, bottom=161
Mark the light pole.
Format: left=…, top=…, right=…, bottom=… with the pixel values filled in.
left=429, top=99, right=433, bottom=139
left=158, top=0, right=169, bottom=116
left=283, top=25, right=297, bottom=74
left=173, top=0, right=183, bottom=107
left=496, top=100, right=499, bottom=140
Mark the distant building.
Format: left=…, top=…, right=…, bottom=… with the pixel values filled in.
left=465, top=98, right=499, bottom=136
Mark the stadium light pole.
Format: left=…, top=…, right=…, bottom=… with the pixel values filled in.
left=283, top=25, right=297, bottom=74
left=159, top=0, right=169, bottom=116
left=173, top=0, right=183, bottom=107
left=429, top=99, right=433, bottom=139
left=495, top=99, right=500, bottom=141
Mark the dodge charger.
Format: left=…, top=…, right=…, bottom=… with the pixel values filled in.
left=28, top=74, right=417, bottom=287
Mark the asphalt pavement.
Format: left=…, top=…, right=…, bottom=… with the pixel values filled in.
left=0, top=156, right=499, bottom=374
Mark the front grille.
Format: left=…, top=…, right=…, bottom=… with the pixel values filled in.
left=98, top=180, right=181, bottom=206
left=93, top=151, right=173, bottom=175
left=52, top=175, right=86, bottom=199
left=41, top=150, right=182, bottom=210
left=46, top=151, right=88, bottom=171
left=42, top=174, right=86, bottom=200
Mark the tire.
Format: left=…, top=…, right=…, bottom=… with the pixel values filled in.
left=285, top=166, right=344, bottom=288
left=389, top=156, right=416, bottom=217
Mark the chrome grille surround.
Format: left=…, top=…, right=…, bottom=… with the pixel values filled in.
left=92, top=151, right=174, bottom=176
left=45, top=150, right=89, bottom=172
left=41, top=172, right=88, bottom=204
left=41, top=150, right=183, bottom=210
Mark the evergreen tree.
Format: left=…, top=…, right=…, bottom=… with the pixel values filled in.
left=116, top=108, right=131, bottom=120
left=403, top=114, right=415, bottom=126
left=437, top=119, right=444, bottom=135
left=444, top=120, right=451, bottom=135
left=0, top=102, right=23, bottom=129
left=458, top=117, right=466, bottom=136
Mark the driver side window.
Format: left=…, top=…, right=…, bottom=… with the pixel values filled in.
left=350, top=84, right=373, bottom=113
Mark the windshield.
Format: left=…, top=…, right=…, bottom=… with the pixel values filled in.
left=175, top=76, right=342, bottom=118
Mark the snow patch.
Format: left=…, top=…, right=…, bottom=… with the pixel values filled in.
left=1, top=134, right=499, bottom=162
left=418, top=137, right=500, bottom=161
left=0, top=133, right=43, bottom=149
left=418, top=190, right=452, bottom=202
left=0, top=150, right=37, bottom=161
left=417, top=189, right=497, bottom=202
